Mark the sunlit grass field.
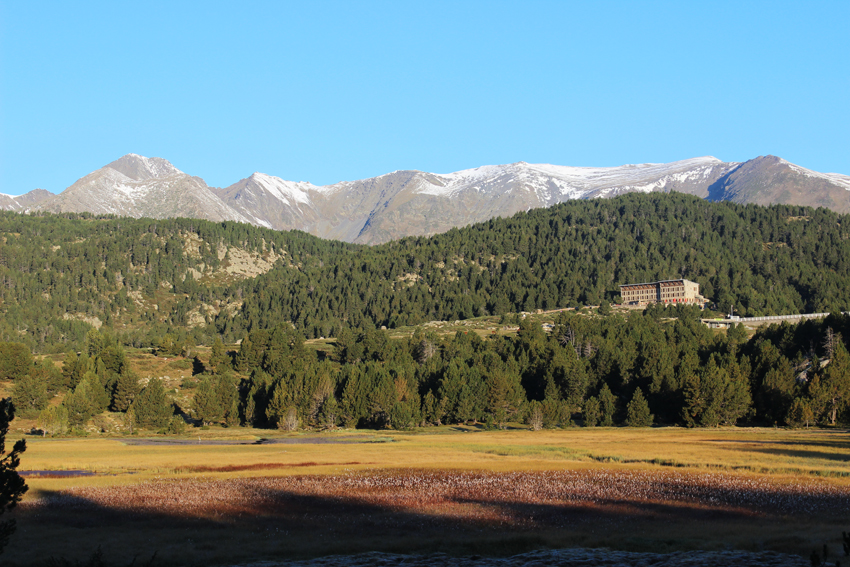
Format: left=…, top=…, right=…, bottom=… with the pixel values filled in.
left=4, top=426, right=850, bottom=565
left=15, top=426, right=850, bottom=491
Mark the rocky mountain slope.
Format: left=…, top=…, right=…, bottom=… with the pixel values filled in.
left=22, top=153, right=850, bottom=244
left=36, top=154, right=250, bottom=223
left=0, top=188, right=54, bottom=211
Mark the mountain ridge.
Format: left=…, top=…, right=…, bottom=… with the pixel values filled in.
left=8, top=154, right=849, bottom=244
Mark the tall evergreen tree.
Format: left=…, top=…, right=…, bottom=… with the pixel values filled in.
left=133, top=379, right=172, bottom=429
left=111, top=370, right=140, bottom=412
left=192, top=376, right=222, bottom=425
left=626, top=388, right=653, bottom=427
left=598, top=384, right=617, bottom=426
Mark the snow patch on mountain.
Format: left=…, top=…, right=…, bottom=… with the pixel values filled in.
left=248, top=173, right=331, bottom=205
left=418, top=157, right=727, bottom=199
left=783, top=160, right=850, bottom=191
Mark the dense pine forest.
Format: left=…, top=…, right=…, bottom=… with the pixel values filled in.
left=0, top=192, right=848, bottom=353
left=1, top=193, right=849, bottom=432
left=6, top=308, right=850, bottom=433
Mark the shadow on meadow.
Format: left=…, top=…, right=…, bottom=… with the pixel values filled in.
left=5, top=468, right=849, bottom=565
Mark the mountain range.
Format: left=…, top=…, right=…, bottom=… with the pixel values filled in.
left=6, top=153, right=850, bottom=244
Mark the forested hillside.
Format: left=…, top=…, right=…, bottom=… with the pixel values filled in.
left=0, top=192, right=849, bottom=353
left=2, top=193, right=850, bottom=432
left=8, top=308, right=850, bottom=434
left=239, top=192, right=850, bottom=338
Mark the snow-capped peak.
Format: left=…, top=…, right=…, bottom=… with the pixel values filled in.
left=418, top=157, right=727, bottom=198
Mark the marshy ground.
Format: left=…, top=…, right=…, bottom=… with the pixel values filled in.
left=5, top=427, right=850, bottom=566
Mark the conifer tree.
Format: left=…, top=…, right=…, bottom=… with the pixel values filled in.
left=0, top=398, right=27, bottom=553
left=192, top=376, right=222, bottom=425
left=812, top=340, right=850, bottom=425
left=85, top=329, right=105, bottom=359
left=83, top=371, right=110, bottom=414
left=583, top=396, right=601, bottom=427
left=61, top=351, right=80, bottom=389
left=319, top=396, right=338, bottom=429
left=786, top=397, right=814, bottom=428
left=225, top=398, right=240, bottom=427
left=63, top=379, right=95, bottom=427
left=0, top=343, right=32, bottom=381
left=111, top=370, right=140, bottom=412
left=235, top=334, right=255, bottom=372
left=209, top=337, right=229, bottom=374
left=132, top=379, right=172, bottom=429
left=215, top=374, right=239, bottom=420
left=11, top=373, right=49, bottom=419
left=266, top=380, right=288, bottom=428
left=486, top=368, right=525, bottom=428
left=598, top=384, right=617, bottom=426
left=626, top=387, right=653, bottom=427
left=421, top=390, right=439, bottom=425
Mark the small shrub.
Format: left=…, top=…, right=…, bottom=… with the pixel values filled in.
left=526, top=401, right=543, bottom=431
left=279, top=407, right=299, bottom=431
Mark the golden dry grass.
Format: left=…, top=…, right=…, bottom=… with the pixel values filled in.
left=15, top=426, right=850, bottom=491
left=6, top=426, right=850, bottom=565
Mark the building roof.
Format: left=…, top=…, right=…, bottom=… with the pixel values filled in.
left=619, top=278, right=696, bottom=289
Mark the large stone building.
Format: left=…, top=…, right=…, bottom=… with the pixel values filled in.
left=619, top=279, right=703, bottom=306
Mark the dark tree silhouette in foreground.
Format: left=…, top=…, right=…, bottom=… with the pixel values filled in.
left=0, top=398, right=27, bottom=553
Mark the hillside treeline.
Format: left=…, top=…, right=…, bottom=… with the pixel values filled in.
left=240, top=193, right=850, bottom=337
left=225, top=307, right=850, bottom=430
left=8, top=309, right=850, bottom=432
left=1, top=193, right=849, bottom=352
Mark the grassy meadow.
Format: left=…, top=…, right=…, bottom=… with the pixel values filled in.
left=5, top=425, right=850, bottom=565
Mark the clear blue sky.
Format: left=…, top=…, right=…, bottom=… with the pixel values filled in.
left=1, top=1, right=848, bottom=195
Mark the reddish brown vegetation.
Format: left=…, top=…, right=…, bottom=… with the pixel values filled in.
left=177, top=461, right=362, bottom=473
left=23, top=468, right=850, bottom=526
left=10, top=469, right=850, bottom=564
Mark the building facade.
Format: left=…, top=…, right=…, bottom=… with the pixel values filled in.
left=619, top=279, right=703, bottom=306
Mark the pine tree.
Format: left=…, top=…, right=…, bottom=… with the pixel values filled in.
left=84, top=329, right=105, bottom=359
left=209, top=337, right=229, bottom=374
left=266, top=380, right=289, bottom=428
left=786, top=397, right=814, bottom=428
left=0, top=343, right=32, bottom=381
left=626, top=388, right=653, bottom=427
left=598, top=384, right=617, bottom=426
left=485, top=367, right=525, bottom=428
left=61, top=351, right=80, bottom=389
left=84, top=371, right=110, bottom=414
left=235, top=334, right=254, bottom=372
left=818, top=340, right=850, bottom=425
left=11, top=373, right=49, bottom=418
left=422, top=390, right=438, bottom=425
left=583, top=396, right=601, bottom=427
left=244, top=393, right=256, bottom=427
left=111, top=370, right=140, bottom=412
left=192, top=376, right=222, bottom=425
left=0, top=398, right=27, bottom=553
left=133, top=379, right=172, bottom=429
left=225, top=398, right=240, bottom=427
left=63, top=379, right=96, bottom=427
left=319, top=396, right=338, bottom=429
